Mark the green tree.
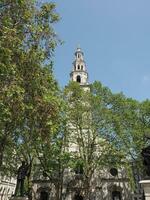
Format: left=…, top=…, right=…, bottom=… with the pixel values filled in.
left=31, top=97, right=71, bottom=200
left=0, top=0, right=61, bottom=180
left=106, top=92, right=147, bottom=190
left=64, top=81, right=120, bottom=200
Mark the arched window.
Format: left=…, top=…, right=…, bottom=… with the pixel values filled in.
left=81, top=65, right=83, bottom=70
left=78, top=65, right=80, bottom=70
left=76, top=75, right=81, bottom=83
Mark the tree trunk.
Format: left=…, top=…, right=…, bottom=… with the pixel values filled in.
left=84, top=178, right=91, bottom=200
left=55, top=183, right=60, bottom=200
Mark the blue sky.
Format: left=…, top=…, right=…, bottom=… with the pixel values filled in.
left=50, top=0, right=150, bottom=101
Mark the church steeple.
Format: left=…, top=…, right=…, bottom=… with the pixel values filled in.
left=70, top=47, right=89, bottom=86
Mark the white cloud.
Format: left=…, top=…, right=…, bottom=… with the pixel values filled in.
left=142, top=75, right=150, bottom=84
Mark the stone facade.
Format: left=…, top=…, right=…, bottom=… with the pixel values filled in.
left=32, top=166, right=132, bottom=200
left=0, top=176, right=16, bottom=200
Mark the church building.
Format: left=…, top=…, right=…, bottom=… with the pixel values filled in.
left=32, top=47, right=134, bottom=200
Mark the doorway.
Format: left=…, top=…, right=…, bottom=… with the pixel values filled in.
left=74, top=193, right=83, bottom=200
left=40, top=191, right=49, bottom=200
left=112, top=191, right=121, bottom=200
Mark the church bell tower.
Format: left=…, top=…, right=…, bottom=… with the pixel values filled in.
left=70, top=47, right=89, bottom=87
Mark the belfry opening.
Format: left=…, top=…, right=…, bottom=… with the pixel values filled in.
left=76, top=75, right=81, bottom=83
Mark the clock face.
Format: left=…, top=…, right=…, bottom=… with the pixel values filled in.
left=110, top=168, right=118, bottom=176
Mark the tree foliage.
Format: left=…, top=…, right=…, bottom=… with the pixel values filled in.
left=64, top=82, right=122, bottom=199
left=64, top=81, right=150, bottom=197
left=0, top=0, right=61, bottom=177
left=1, top=1, right=150, bottom=199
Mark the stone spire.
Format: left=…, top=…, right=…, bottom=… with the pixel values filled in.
left=70, top=47, right=89, bottom=86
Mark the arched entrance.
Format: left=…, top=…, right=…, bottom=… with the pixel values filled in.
left=40, top=191, right=49, bottom=200
left=74, top=193, right=83, bottom=200
left=109, top=185, right=122, bottom=200
left=112, top=191, right=121, bottom=200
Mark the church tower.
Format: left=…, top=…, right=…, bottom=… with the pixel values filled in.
left=70, top=47, right=89, bottom=88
